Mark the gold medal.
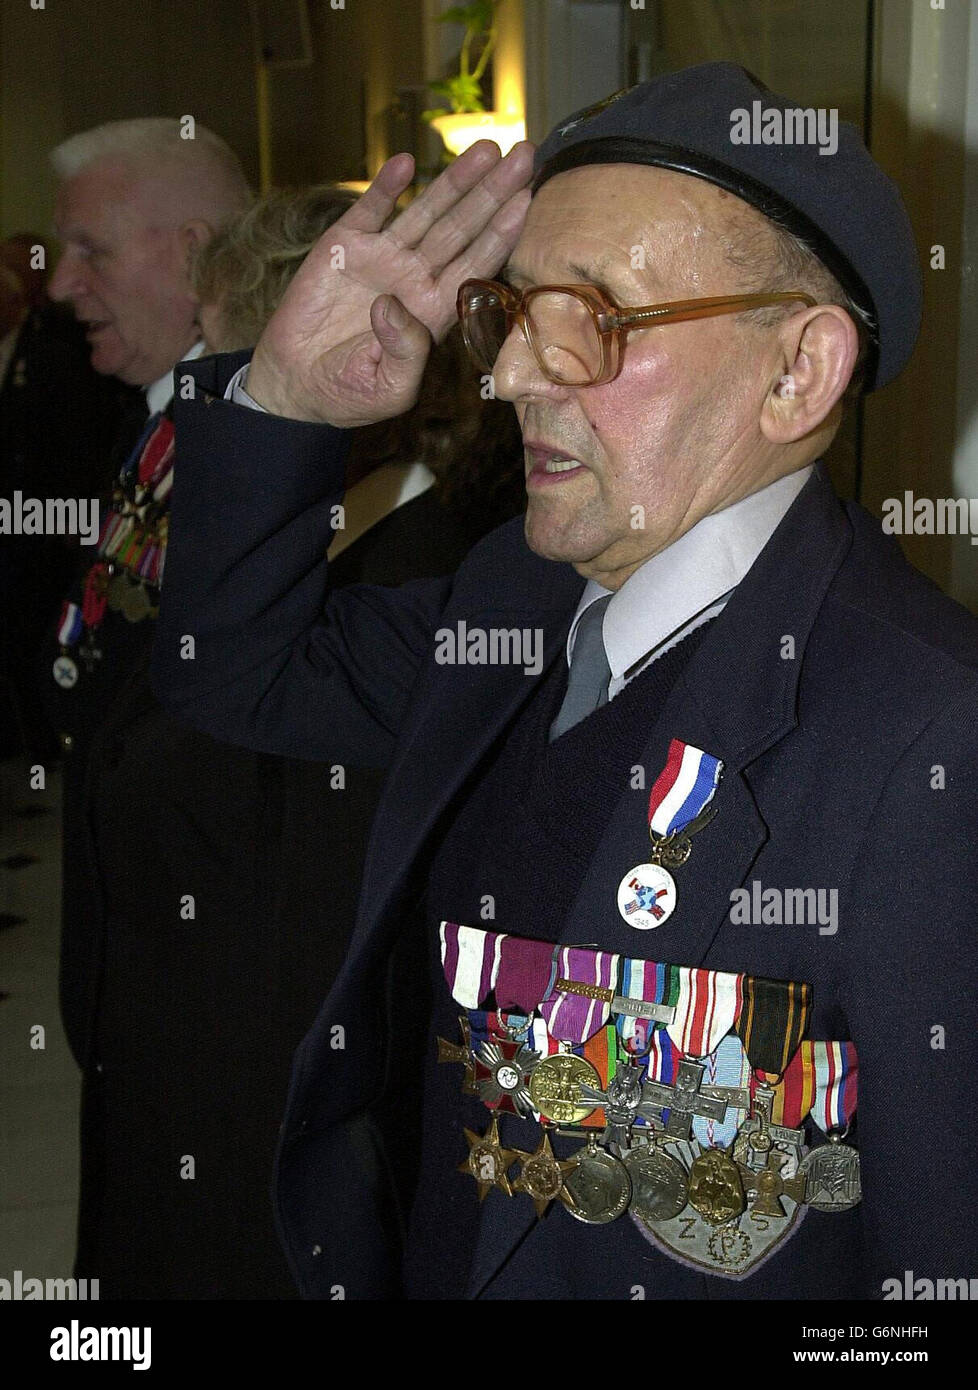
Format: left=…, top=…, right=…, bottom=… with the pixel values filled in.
left=528, top=1053, right=601, bottom=1124
left=686, top=1147, right=746, bottom=1226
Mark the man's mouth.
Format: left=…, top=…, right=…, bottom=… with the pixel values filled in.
left=82, top=319, right=112, bottom=338
left=524, top=442, right=590, bottom=486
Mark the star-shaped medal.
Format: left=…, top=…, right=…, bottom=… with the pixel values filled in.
left=458, top=1115, right=520, bottom=1201
left=436, top=1015, right=477, bottom=1095
left=511, top=1132, right=578, bottom=1218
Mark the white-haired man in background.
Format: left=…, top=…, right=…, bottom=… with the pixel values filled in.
left=42, top=119, right=251, bottom=1294
left=50, top=117, right=252, bottom=407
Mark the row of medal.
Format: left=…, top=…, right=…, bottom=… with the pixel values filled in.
left=438, top=923, right=861, bottom=1278
left=52, top=414, right=174, bottom=690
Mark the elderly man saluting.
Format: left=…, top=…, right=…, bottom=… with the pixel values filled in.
left=154, top=64, right=978, bottom=1299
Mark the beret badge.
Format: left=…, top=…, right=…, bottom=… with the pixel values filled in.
left=557, top=87, right=633, bottom=139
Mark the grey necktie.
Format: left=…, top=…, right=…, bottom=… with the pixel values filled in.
left=549, top=594, right=613, bottom=741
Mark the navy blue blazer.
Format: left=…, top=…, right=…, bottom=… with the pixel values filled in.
left=153, top=352, right=978, bottom=1299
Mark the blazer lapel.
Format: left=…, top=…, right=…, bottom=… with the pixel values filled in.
left=326, top=550, right=584, bottom=1044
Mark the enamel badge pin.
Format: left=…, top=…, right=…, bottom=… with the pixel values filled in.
left=618, top=740, right=723, bottom=929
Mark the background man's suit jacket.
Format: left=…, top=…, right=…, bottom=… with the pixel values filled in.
left=153, top=352, right=978, bottom=1300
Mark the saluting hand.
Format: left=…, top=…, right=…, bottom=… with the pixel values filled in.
left=245, top=140, right=534, bottom=426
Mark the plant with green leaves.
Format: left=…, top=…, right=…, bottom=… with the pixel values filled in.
left=423, top=1, right=501, bottom=120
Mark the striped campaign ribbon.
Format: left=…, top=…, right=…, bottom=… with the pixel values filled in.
left=616, top=958, right=678, bottom=1054
left=811, top=1040, right=858, bottom=1133
left=439, top=921, right=507, bottom=1009
left=666, top=965, right=743, bottom=1059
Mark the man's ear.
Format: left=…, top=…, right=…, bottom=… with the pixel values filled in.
left=177, top=219, right=214, bottom=273
left=760, top=304, right=859, bottom=445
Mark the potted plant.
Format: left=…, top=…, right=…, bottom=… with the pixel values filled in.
left=425, top=1, right=524, bottom=157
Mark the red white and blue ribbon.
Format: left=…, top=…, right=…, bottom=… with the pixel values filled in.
left=648, top=738, right=723, bottom=837
left=810, top=1040, right=858, bottom=1134
left=57, top=601, right=83, bottom=648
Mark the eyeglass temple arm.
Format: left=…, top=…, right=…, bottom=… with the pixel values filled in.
left=614, top=292, right=817, bottom=328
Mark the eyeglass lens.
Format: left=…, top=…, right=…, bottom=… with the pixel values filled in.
left=462, top=286, right=604, bottom=385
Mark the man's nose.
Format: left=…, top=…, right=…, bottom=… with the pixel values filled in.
left=48, top=250, right=86, bottom=304
left=491, top=322, right=567, bottom=403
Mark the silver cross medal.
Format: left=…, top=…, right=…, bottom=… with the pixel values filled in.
left=638, top=1058, right=747, bottom=1139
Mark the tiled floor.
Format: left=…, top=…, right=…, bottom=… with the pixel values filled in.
left=0, top=755, right=80, bottom=1278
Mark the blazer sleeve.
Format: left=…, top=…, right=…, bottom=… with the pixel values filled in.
left=151, top=354, right=453, bottom=767
left=840, top=684, right=978, bottom=1295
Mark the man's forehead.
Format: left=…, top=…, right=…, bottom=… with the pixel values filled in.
left=508, top=164, right=728, bottom=289
left=55, top=169, right=146, bottom=243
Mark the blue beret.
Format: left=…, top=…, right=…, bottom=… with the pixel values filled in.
left=533, top=62, right=921, bottom=391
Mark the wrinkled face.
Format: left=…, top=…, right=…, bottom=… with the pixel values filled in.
left=49, top=160, right=201, bottom=385
left=492, top=165, right=791, bottom=587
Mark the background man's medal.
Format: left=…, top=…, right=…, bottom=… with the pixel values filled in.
left=52, top=654, right=79, bottom=689
left=106, top=572, right=129, bottom=612
left=121, top=580, right=152, bottom=623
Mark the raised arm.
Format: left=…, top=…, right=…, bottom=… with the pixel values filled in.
left=152, top=142, right=534, bottom=764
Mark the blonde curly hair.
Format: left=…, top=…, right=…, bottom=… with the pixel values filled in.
left=192, top=184, right=357, bottom=351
